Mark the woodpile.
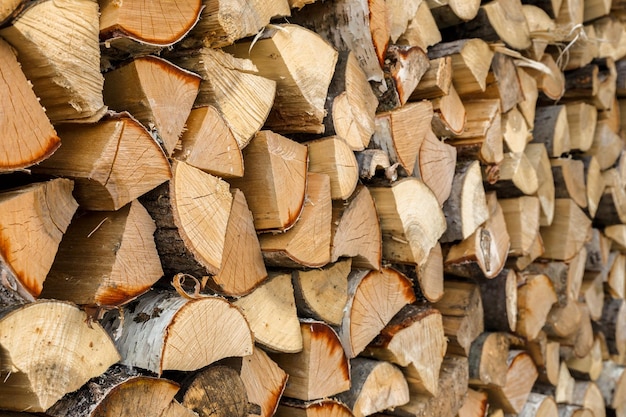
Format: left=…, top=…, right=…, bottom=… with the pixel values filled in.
left=6, top=0, right=626, bottom=415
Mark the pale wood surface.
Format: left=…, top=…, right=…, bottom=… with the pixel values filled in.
left=240, top=347, right=287, bottom=417
left=306, top=136, right=358, bottom=200
left=417, top=129, right=457, bottom=206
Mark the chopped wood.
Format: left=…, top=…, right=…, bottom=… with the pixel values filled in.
left=527, top=54, right=566, bottom=101
left=518, top=393, right=558, bottom=417
left=540, top=198, right=592, bottom=261
left=355, top=149, right=393, bottom=180
left=544, top=299, right=583, bottom=339
left=580, top=155, right=605, bottom=219
left=551, top=158, right=587, bottom=209
left=275, top=399, right=354, bottom=417
left=339, top=267, right=416, bottom=358
left=485, top=350, right=539, bottom=414
left=478, top=269, right=518, bottom=333
left=594, top=298, right=626, bottom=360
left=468, top=332, right=510, bottom=388
left=161, top=401, right=198, bottom=417
left=415, top=242, right=445, bottom=302
left=535, top=361, right=576, bottom=403
left=427, top=0, right=481, bottom=27
left=499, top=196, right=541, bottom=258
left=566, top=102, right=597, bottom=152
left=486, top=151, right=539, bottom=197
left=240, top=346, right=288, bottom=417
left=34, top=114, right=171, bottom=211
left=386, top=0, right=421, bottom=43
left=571, top=381, right=606, bottom=417
left=0, top=0, right=106, bottom=123
left=580, top=271, right=605, bottom=321
left=502, top=107, right=530, bottom=153
left=563, top=58, right=617, bottom=110
left=457, top=388, right=489, bottom=417
left=417, top=129, right=457, bottom=206
left=558, top=302, right=595, bottom=358
left=0, top=38, right=59, bottom=172
left=41, top=200, right=162, bottom=307
left=585, top=120, right=624, bottom=170
left=532, top=105, right=571, bottom=157
left=228, top=131, right=307, bottom=232
left=521, top=331, right=560, bottom=385
left=522, top=0, right=563, bottom=19
left=596, top=360, right=626, bottom=410
left=472, top=52, right=526, bottom=113
left=517, top=67, right=540, bottom=129
left=270, top=320, right=350, bottom=400
left=306, top=136, right=358, bottom=200
left=449, top=99, right=503, bottom=165
left=585, top=228, right=611, bottom=272
left=557, top=405, right=593, bottom=417
left=0, top=300, right=120, bottom=412
left=411, top=56, right=453, bottom=100
left=607, top=253, right=626, bottom=299
left=431, top=84, right=466, bottom=137
left=567, top=335, right=604, bottom=380
left=509, top=225, right=546, bottom=270
left=517, top=273, right=558, bottom=340
left=398, top=1, right=442, bottom=50
left=525, top=143, right=556, bottom=226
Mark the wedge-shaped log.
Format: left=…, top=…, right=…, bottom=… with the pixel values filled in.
left=336, top=358, right=409, bottom=417
left=306, top=136, right=358, bottom=200
left=468, top=52, right=525, bottom=114
left=233, top=272, right=302, bottom=353
left=292, top=259, right=350, bottom=327
left=449, top=99, right=503, bottom=165
left=398, top=1, right=442, bottom=50
left=585, top=120, right=623, bottom=170
left=532, top=105, right=571, bottom=157
left=102, top=290, right=252, bottom=374
left=227, top=24, right=338, bottom=135
left=41, top=200, right=162, bottom=307
left=368, top=178, right=446, bottom=266
left=524, top=143, right=555, bottom=226
left=518, top=393, right=558, bottom=417
left=269, top=320, right=350, bottom=401
left=479, top=269, right=518, bottom=333
left=239, top=347, right=288, bottom=417
left=0, top=300, right=120, bottom=412
left=535, top=362, right=576, bottom=404
left=595, top=298, right=626, bottom=360
left=527, top=54, right=565, bottom=101
left=431, top=84, right=466, bottom=137
left=410, top=56, right=453, bottom=100
left=275, top=399, right=354, bottom=417
left=339, top=268, right=416, bottom=358
left=499, top=196, right=541, bottom=258
left=517, top=66, right=539, bottom=129
left=331, top=185, right=382, bottom=270
left=103, top=56, right=200, bottom=156
left=516, top=273, right=558, bottom=340
left=370, top=101, right=433, bottom=176
left=0, top=38, right=59, bottom=172
left=99, top=0, right=202, bottom=46
left=363, top=305, right=447, bottom=397
left=140, top=161, right=231, bottom=279
left=485, top=350, right=538, bottom=414
left=173, top=106, right=243, bottom=178
left=502, top=109, right=530, bottom=155
left=580, top=155, right=605, bottom=219
left=566, top=335, right=604, bottom=381
left=563, top=58, right=617, bottom=110
left=0, top=179, right=77, bottom=302
left=571, top=381, right=606, bottom=417
left=521, top=331, right=560, bottom=385
left=169, top=47, right=276, bottom=148
left=596, top=360, right=626, bottom=411
left=260, top=172, right=331, bottom=268
left=47, top=366, right=179, bottom=417
left=468, top=332, right=510, bottom=388
left=0, top=0, right=105, bottom=123
left=34, top=114, right=171, bottom=211
left=229, top=131, right=307, bottom=232
left=487, top=151, right=539, bottom=198
left=417, top=129, right=457, bottom=206
left=457, top=388, right=489, bottom=417
left=566, top=102, right=597, bottom=152
left=540, top=198, right=592, bottom=261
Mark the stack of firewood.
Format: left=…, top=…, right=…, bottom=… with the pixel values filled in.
left=3, top=0, right=626, bottom=415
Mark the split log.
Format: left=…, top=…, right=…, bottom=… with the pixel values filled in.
left=596, top=169, right=626, bottom=226
left=502, top=107, right=530, bottom=153
left=594, top=298, right=626, bottom=360
left=398, top=1, right=442, bottom=50
left=292, top=259, right=350, bottom=327
left=161, top=401, right=197, bottom=417
left=339, top=267, right=416, bottom=358
left=540, top=198, right=592, bottom=261
left=415, top=242, right=445, bottom=302
left=102, top=290, right=253, bottom=374
left=46, top=366, right=179, bottom=417
left=606, top=252, right=626, bottom=299
left=0, top=38, right=59, bottom=172
left=140, top=161, right=231, bottom=280
left=522, top=331, right=560, bottom=385
left=598, top=96, right=621, bottom=134
left=233, top=272, right=302, bottom=353
left=410, top=56, right=453, bottom=100
left=269, top=320, right=350, bottom=400
left=585, top=228, right=611, bottom=272
left=554, top=0, right=584, bottom=35
left=517, top=66, right=539, bottom=129
left=566, top=335, right=604, bottom=380
left=228, top=130, right=308, bottom=232
left=535, top=362, right=576, bottom=404
left=363, top=305, right=447, bottom=397
left=370, top=100, right=433, bottom=175
left=524, top=143, right=555, bottom=226
left=468, top=332, right=510, bottom=388
left=518, top=393, right=558, bottom=417
left=431, top=84, right=466, bottom=137
left=486, top=151, right=538, bottom=198
left=558, top=406, right=593, bottom=417
left=528, top=54, right=566, bottom=101
left=330, top=185, right=382, bottom=270
left=0, top=179, right=77, bottom=302
left=226, top=24, right=338, bottom=134
left=41, top=200, right=162, bottom=307
left=0, top=300, right=120, bottom=412
left=304, top=137, right=358, bottom=201
left=168, top=47, right=276, bottom=148
left=386, top=0, right=421, bottom=43
left=368, top=178, right=446, bottom=266
left=544, top=300, right=583, bottom=339
left=457, top=388, right=489, bottom=417
left=172, top=106, right=244, bottom=178
left=596, top=360, right=626, bottom=410
left=259, top=172, right=332, bottom=268
left=571, top=381, right=606, bottom=417
left=275, top=399, right=354, bottom=417
left=558, top=302, right=595, bottom=358
left=510, top=229, right=545, bottom=271
left=551, top=158, right=587, bottom=209
left=478, top=269, right=518, bottom=333
left=34, top=114, right=171, bottom=211
left=580, top=271, right=605, bottom=321
left=103, top=56, right=200, bottom=156
left=516, top=273, right=558, bottom=340
left=239, top=347, right=288, bottom=417
left=0, top=0, right=106, bottom=123
left=563, top=58, right=617, bottom=110
left=580, top=155, right=605, bottom=219
left=485, top=350, right=539, bottom=414
left=525, top=260, right=577, bottom=306
left=584, top=120, right=624, bottom=171
left=467, top=52, right=525, bottom=114
left=336, top=358, right=409, bottom=417
left=566, top=102, right=598, bottom=152
left=499, top=196, right=541, bottom=258
left=585, top=0, right=612, bottom=21
left=417, top=129, right=457, bottom=206
left=355, top=149, right=393, bottom=180
left=532, top=105, right=571, bottom=157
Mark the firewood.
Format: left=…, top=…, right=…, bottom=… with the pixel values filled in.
left=139, top=161, right=231, bottom=279
left=499, top=196, right=541, bottom=258
left=551, top=158, right=587, bottom=209
left=386, top=0, right=421, bottom=42
left=510, top=226, right=546, bottom=271
left=239, top=346, right=288, bottom=417
left=580, top=155, right=605, bottom=219
left=596, top=360, right=626, bottom=410
left=580, top=271, right=605, bottom=321
left=524, top=143, right=556, bottom=226
left=449, top=99, right=503, bottom=165
left=521, top=0, right=563, bottom=19
left=434, top=280, right=484, bottom=356
left=607, top=253, right=626, bottom=299
left=0, top=0, right=23, bottom=24
left=183, top=0, right=289, bottom=49
left=330, top=185, right=382, bottom=270
left=269, top=320, right=350, bottom=400
left=479, top=269, right=518, bottom=333
left=102, top=56, right=200, bottom=156
left=417, top=129, right=457, bottom=206
left=161, top=401, right=198, bottom=417
left=521, top=331, right=560, bottom=385
left=524, top=5, right=556, bottom=59
left=485, top=350, right=539, bottom=414
left=540, top=198, right=592, bottom=261
left=339, top=267, right=416, bottom=358
left=548, top=25, right=598, bottom=70
left=323, top=51, right=378, bottom=151
left=486, top=151, right=539, bottom=197
left=566, top=102, right=598, bottom=152
left=502, top=107, right=530, bottom=153
left=517, top=67, right=539, bottom=129
left=41, top=200, right=162, bottom=307
left=292, top=259, right=349, bottom=327
left=558, top=405, right=593, bottom=417
left=571, top=381, right=606, bottom=417
left=47, top=366, right=179, bottom=417
left=518, top=393, right=558, bottom=417
left=468, top=332, right=510, bottom=388
left=558, top=302, right=595, bottom=358
left=535, top=361, right=576, bottom=403
left=599, top=96, right=621, bottom=134
left=275, top=399, right=354, bottom=417
left=0, top=0, right=106, bottom=123
left=469, top=52, right=526, bottom=113
left=336, top=358, right=409, bottom=417
left=555, top=0, right=584, bottom=31
left=528, top=54, right=566, bottom=101
left=168, top=47, right=275, bottom=148
left=0, top=38, right=59, bottom=172
left=415, top=242, right=445, bottom=302
left=355, top=149, right=393, bottom=180
left=444, top=191, right=511, bottom=279
left=563, top=58, right=617, bottom=110
left=398, top=1, right=442, bottom=50
left=427, top=0, right=481, bottom=28
left=585, top=228, right=612, bottom=272
left=544, top=300, right=583, bottom=339
left=388, top=355, right=470, bottom=417
left=596, top=168, right=626, bottom=226
left=226, top=24, right=338, bottom=135
left=370, top=101, right=433, bottom=175
left=102, top=290, right=253, bottom=375
left=228, top=131, right=308, bottom=232
left=0, top=179, right=77, bottom=303
left=532, top=105, right=571, bottom=157
left=289, top=0, right=388, bottom=83
left=99, top=0, right=202, bottom=46
left=517, top=273, right=558, bottom=340
left=233, top=272, right=302, bottom=353
left=457, top=388, right=489, bottom=417
left=605, top=225, right=626, bottom=254
left=428, top=39, right=494, bottom=96
left=211, top=188, right=267, bottom=296
left=305, top=137, right=358, bottom=200
left=363, top=305, right=447, bottom=397
left=595, top=298, right=626, bottom=360
left=584, top=120, right=623, bottom=170
left=525, top=260, right=577, bottom=307
left=34, top=114, right=171, bottom=211
left=431, top=84, right=466, bottom=137
left=0, top=300, right=120, bottom=412
left=411, top=56, right=453, bottom=100
left=441, top=160, right=489, bottom=243
left=566, top=335, right=604, bottom=380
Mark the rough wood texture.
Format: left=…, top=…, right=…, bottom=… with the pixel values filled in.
left=275, top=399, right=354, bottom=417
left=468, top=332, right=510, bottom=388
left=417, top=129, right=457, bottom=206
left=479, top=269, right=518, bottom=333
left=239, top=346, right=287, bottom=417
left=485, top=350, right=539, bottom=414
left=306, top=136, right=358, bottom=200
left=540, top=198, right=592, bottom=261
